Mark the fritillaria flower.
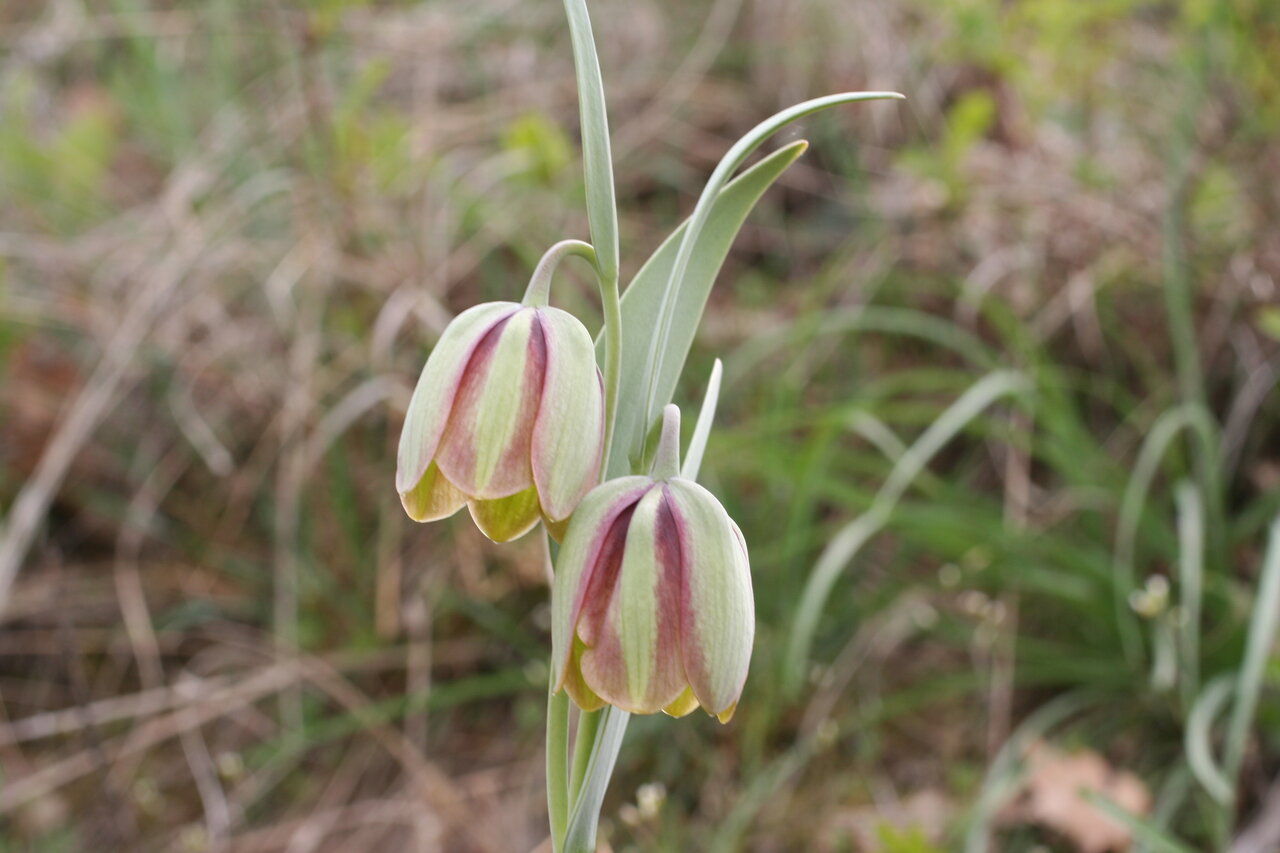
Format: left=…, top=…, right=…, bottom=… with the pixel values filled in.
left=550, top=406, right=754, bottom=722
left=396, top=301, right=604, bottom=542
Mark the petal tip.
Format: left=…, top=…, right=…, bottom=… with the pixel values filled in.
left=714, top=702, right=738, bottom=724
left=467, top=489, right=541, bottom=542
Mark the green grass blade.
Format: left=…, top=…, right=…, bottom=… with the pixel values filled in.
left=1080, top=791, right=1199, bottom=853
left=1185, top=674, right=1234, bottom=804
left=602, top=140, right=809, bottom=476
left=1113, top=403, right=1219, bottom=667
left=562, top=0, right=619, bottom=284
left=784, top=370, right=1031, bottom=695
left=964, top=690, right=1097, bottom=853
left=1136, top=766, right=1193, bottom=853
left=1224, top=515, right=1280, bottom=796
left=1174, top=481, right=1204, bottom=705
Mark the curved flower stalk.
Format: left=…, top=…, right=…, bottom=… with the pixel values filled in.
left=551, top=405, right=754, bottom=722
left=396, top=299, right=604, bottom=542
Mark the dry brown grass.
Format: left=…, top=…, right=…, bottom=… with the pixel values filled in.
left=1, top=1, right=1277, bottom=851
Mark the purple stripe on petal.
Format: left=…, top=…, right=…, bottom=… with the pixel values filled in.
left=572, top=500, right=637, bottom=709
left=480, top=315, right=546, bottom=497
left=550, top=477, right=653, bottom=692
left=436, top=311, right=544, bottom=498
left=395, top=302, right=519, bottom=494
left=580, top=486, right=688, bottom=714
left=664, top=486, right=706, bottom=701
left=649, top=489, right=690, bottom=708
left=575, top=501, right=637, bottom=647
left=432, top=315, right=509, bottom=492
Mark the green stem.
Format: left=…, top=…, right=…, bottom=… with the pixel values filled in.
left=569, top=708, right=603, bottom=802
left=523, top=239, right=597, bottom=308
left=563, top=706, right=631, bottom=853
left=598, top=269, right=622, bottom=479
left=546, top=687, right=571, bottom=851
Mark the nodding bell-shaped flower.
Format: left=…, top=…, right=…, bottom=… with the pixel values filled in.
left=395, top=296, right=604, bottom=542
left=551, top=405, right=754, bottom=722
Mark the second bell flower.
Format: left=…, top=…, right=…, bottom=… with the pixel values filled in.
left=396, top=301, right=604, bottom=542
left=550, top=409, right=754, bottom=722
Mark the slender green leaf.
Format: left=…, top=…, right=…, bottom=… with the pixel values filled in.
left=1174, top=481, right=1203, bottom=705
left=1185, top=674, right=1233, bottom=804
left=562, top=705, right=628, bottom=853
left=602, top=140, right=808, bottom=476
left=1113, top=403, right=1219, bottom=667
left=1224, top=516, right=1280, bottom=794
left=965, top=691, right=1097, bottom=853
left=682, top=359, right=722, bottom=480
left=640, top=91, right=904, bottom=442
left=561, top=0, right=619, bottom=284
left=1081, top=791, right=1199, bottom=853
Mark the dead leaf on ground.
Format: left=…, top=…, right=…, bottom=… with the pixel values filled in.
left=1001, top=740, right=1152, bottom=853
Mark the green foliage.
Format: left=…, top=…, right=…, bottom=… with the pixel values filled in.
left=0, top=74, right=119, bottom=232
left=503, top=113, right=573, bottom=185
left=329, top=60, right=414, bottom=192
left=876, top=824, right=947, bottom=853
left=897, top=90, right=997, bottom=204
left=1259, top=307, right=1280, bottom=342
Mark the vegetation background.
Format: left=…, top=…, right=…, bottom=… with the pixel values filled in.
left=0, top=0, right=1277, bottom=851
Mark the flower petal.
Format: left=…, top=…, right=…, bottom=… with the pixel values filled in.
left=544, top=515, right=571, bottom=543
left=532, top=307, right=605, bottom=522
left=396, top=302, right=519, bottom=495
left=550, top=476, right=653, bottom=694
left=578, top=486, right=687, bottom=714
left=436, top=308, right=546, bottom=499
left=400, top=461, right=467, bottom=522
left=562, top=636, right=607, bottom=712
left=468, top=488, right=541, bottom=542
left=665, top=478, right=754, bottom=721
left=662, top=687, right=699, bottom=718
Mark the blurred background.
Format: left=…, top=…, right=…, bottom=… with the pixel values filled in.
left=1, top=0, right=1278, bottom=851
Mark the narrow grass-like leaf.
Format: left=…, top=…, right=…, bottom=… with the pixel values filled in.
left=602, top=140, right=808, bottom=476
left=1080, top=791, right=1199, bottom=853
left=1185, top=673, right=1233, bottom=804
left=639, top=93, right=904, bottom=449
left=1113, top=403, right=1219, bottom=667
left=784, top=370, right=1031, bottom=695
left=709, top=733, right=819, bottom=853
left=1174, top=481, right=1203, bottom=705
left=561, top=0, right=618, bottom=284
left=682, top=359, right=722, bottom=481
left=964, top=690, right=1096, bottom=853
left=1138, top=767, right=1192, bottom=853
left=846, top=411, right=908, bottom=463
left=1224, top=515, right=1280, bottom=795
